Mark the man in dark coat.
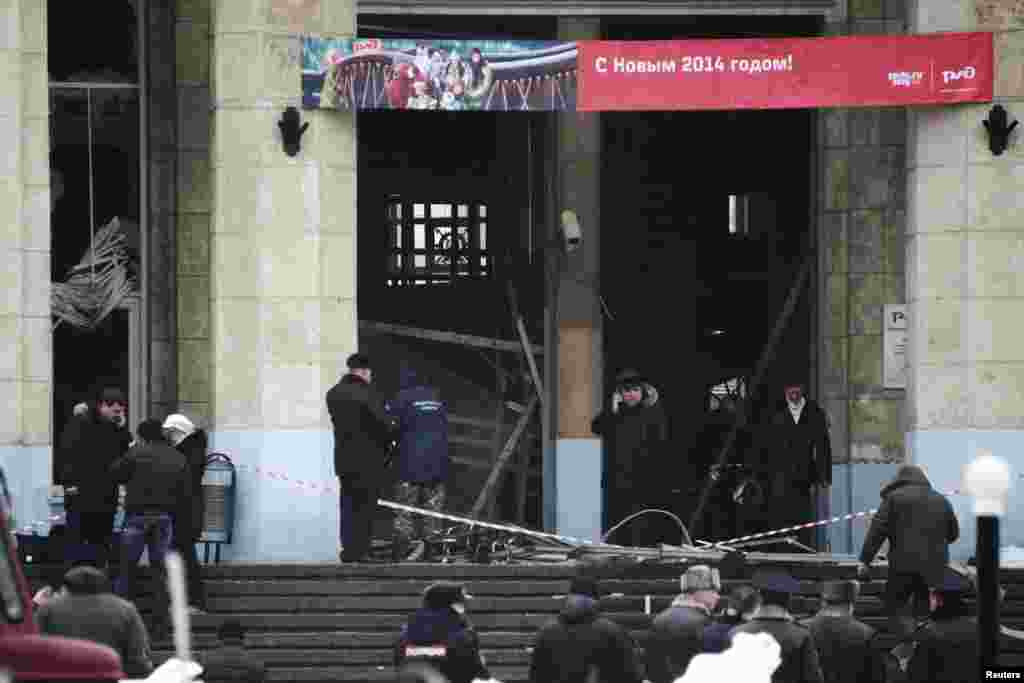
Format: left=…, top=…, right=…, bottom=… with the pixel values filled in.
left=729, top=570, right=823, bottom=683
left=109, top=418, right=191, bottom=639
left=200, top=619, right=267, bottom=683
left=906, top=569, right=978, bottom=683
left=647, top=565, right=722, bottom=683
left=759, top=383, right=832, bottom=548
left=529, top=576, right=642, bottom=683
left=592, top=369, right=667, bottom=547
left=703, top=584, right=760, bottom=654
left=59, top=387, right=133, bottom=568
left=858, top=464, right=959, bottom=638
left=390, top=366, right=449, bottom=562
left=394, top=582, right=490, bottom=683
left=163, top=413, right=209, bottom=613
left=798, top=580, right=886, bottom=683
left=326, top=353, right=397, bottom=563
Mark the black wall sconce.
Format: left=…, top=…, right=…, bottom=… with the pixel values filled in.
left=983, top=105, right=1018, bottom=156
left=278, top=106, right=309, bottom=157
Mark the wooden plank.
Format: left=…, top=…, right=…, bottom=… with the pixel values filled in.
left=450, top=454, right=539, bottom=479
left=471, top=394, right=539, bottom=518
left=359, top=320, right=542, bottom=355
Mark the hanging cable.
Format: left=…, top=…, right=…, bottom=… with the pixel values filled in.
left=86, top=89, right=96, bottom=284
left=601, top=508, right=693, bottom=547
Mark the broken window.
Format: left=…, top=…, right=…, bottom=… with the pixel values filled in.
left=708, top=376, right=747, bottom=412
left=385, top=199, right=491, bottom=286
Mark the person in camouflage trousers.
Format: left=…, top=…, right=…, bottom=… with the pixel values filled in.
left=390, top=367, right=450, bottom=561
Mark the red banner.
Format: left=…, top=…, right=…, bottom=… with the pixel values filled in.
left=577, top=32, right=993, bottom=111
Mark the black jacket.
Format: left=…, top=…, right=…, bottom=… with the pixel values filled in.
left=200, top=643, right=267, bottom=683
left=907, top=605, right=978, bottom=683
left=763, top=399, right=832, bottom=488
left=59, top=412, right=132, bottom=512
left=647, top=599, right=712, bottom=683
left=394, top=607, right=489, bottom=683
left=730, top=609, right=824, bottom=683
left=391, top=369, right=450, bottom=484
left=859, top=466, right=959, bottom=586
left=110, top=441, right=191, bottom=515
left=529, top=595, right=642, bottom=683
left=326, top=374, right=396, bottom=485
left=592, top=386, right=667, bottom=492
left=173, top=429, right=209, bottom=539
left=799, top=611, right=886, bottom=683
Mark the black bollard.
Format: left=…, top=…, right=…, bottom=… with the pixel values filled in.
left=977, top=514, right=1000, bottom=671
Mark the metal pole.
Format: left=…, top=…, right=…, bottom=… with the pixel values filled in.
left=978, top=514, right=1000, bottom=671
left=86, top=88, right=96, bottom=283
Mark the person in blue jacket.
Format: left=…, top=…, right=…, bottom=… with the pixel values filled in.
left=389, top=366, right=450, bottom=562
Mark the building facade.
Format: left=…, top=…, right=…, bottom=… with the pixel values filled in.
left=1, top=0, right=1022, bottom=561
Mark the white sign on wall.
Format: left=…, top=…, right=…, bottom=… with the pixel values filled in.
left=884, top=304, right=908, bottom=390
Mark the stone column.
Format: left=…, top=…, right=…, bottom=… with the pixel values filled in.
left=0, top=0, right=52, bottom=531
left=906, top=0, right=1024, bottom=560
left=208, top=0, right=356, bottom=560
left=554, top=17, right=603, bottom=543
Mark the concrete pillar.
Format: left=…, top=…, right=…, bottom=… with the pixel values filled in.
left=554, top=17, right=603, bottom=543
left=0, top=0, right=52, bottom=532
left=906, top=0, right=1024, bottom=560
left=208, top=0, right=357, bottom=560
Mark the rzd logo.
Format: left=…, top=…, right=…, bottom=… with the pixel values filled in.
left=353, top=39, right=382, bottom=53
left=942, top=66, right=976, bottom=85
left=888, top=71, right=923, bottom=88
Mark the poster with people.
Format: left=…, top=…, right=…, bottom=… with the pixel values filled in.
left=302, top=37, right=579, bottom=111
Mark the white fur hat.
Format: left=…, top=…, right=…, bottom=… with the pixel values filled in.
left=162, top=413, right=196, bottom=437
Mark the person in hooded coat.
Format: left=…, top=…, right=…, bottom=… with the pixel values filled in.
left=591, top=369, right=667, bottom=547
left=162, top=413, right=209, bottom=613
left=389, top=367, right=449, bottom=562
left=394, top=582, right=490, bottom=683
left=858, top=464, right=959, bottom=638
left=528, top=576, right=642, bottom=683
left=798, top=580, right=886, bottom=683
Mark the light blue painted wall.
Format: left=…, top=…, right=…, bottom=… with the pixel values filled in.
left=828, top=463, right=901, bottom=557
left=555, top=438, right=603, bottom=544
left=0, top=446, right=53, bottom=534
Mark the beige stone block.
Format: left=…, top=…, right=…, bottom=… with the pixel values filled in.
left=968, top=232, right=1024, bottom=297
left=176, top=20, right=211, bottom=84
left=211, top=297, right=261, bottom=361
left=309, top=110, right=355, bottom=169
left=972, top=362, right=1024, bottom=428
left=212, top=167, right=262, bottom=234
left=968, top=164, right=1024, bottom=230
left=21, top=184, right=48, bottom=251
left=912, top=0, right=973, bottom=32
left=849, top=274, right=885, bottom=335
left=910, top=233, right=965, bottom=300
left=21, top=115, right=48, bottom=187
left=179, top=151, right=212, bottom=214
left=214, top=0, right=264, bottom=32
left=849, top=334, right=883, bottom=392
left=824, top=274, right=848, bottom=338
left=178, top=274, right=211, bottom=339
left=0, top=380, right=18, bottom=444
left=267, top=0, right=322, bottom=33
left=319, top=296, right=355, bottom=364
left=262, top=363, right=323, bottom=430
left=20, top=52, right=45, bottom=119
left=21, top=380, right=48, bottom=445
left=175, top=402, right=211, bottom=430
left=213, top=33, right=262, bottom=105
left=20, top=315, right=48, bottom=381
left=319, top=164, right=355, bottom=234
left=996, top=31, right=1024, bottom=99
left=0, top=119, right=19, bottom=180
left=968, top=299, right=1024, bottom=362
left=321, top=0, right=355, bottom=35
left=19, top=0, right=45, bottom=53
left=0, top=250, right=20, bottom=315
left=0, top=51, right=20, bottom=122
left=262, top=299, right=319, bottom=363
left=0, top=175, right=21, bottom=246
left=849, top=396, right=904, bottom=461
left=213, top=108, right=277, bottom=169
left=975, top=0, right=1024, bottom=31
left=263, top=235, right=319, bottom=297
left=263, top=34, right=302, bottom=100
left=910, top=106, right=967, bottom=169
left=178, top=213, right=211, bottom=277
left=907, top=166, right=966, bottom=233
left=909, top=363, right=970, bottom=429
left=255, top=166, right=316, bottom=237
left=320, top=234, right=354, bottom=299
left=212, top=355, right=262, bottom=429
left=178, top=0, right=212, bottom=24
left=821, top=335, right=848, bottom=399
left=21, top=250, right=47, bottom=317
left=211, top=238, right=260, bottom=301
left=178, top=338, right=212, bottom=403
left=0, top=315, right=19, bottom=380
left=0, top=0, right=19, bottom=50
left=913, top=298, right=965, bottom=365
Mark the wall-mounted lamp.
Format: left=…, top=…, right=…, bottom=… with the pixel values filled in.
left=983, top=104, right=1018, bottom=156
left=278, top=106, right=309, bottom=157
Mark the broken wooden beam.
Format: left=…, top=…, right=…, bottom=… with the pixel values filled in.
left=359, top=320, right=543, bottom=355
left=470, top=393, right=539, bottom=519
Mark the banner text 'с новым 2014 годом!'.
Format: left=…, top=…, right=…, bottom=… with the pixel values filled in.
left=302, top=32, right=992, bottom=112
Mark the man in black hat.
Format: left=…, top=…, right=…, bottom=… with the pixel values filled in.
left=592, top=368, right=667, bottom=547
left=394, top=582, right=490, bottom=683
left=905, top=569, right=979, bottom=683
left=529, top=575, right=642, bottom=683
left=200, top=619, right=267, bottom=683
left=59, top=386, right=133, bottom=567
left=326, top=353, right=397, bottom=563
left=799, top=580, right=885, bottom=683
left=729, top=570, right=823, bottom=683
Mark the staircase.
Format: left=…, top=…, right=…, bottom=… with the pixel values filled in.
left=25, top=560, right=1024, bottom=681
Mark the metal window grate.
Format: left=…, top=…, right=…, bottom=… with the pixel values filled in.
left=385, top=199, right=491, bottom=286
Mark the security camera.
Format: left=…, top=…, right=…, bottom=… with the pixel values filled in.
left=561, top=210, right=582, bottom=252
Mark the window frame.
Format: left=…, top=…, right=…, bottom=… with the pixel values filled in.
left=385, top=198, right=492, bottom=286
